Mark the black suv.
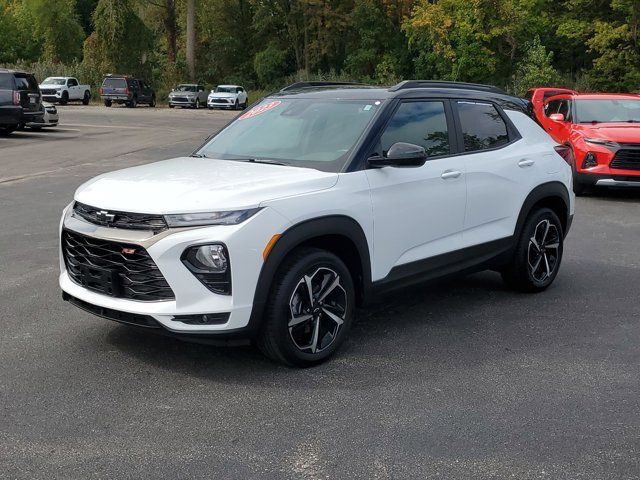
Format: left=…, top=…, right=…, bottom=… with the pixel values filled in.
left=0, top=69, right=43, bottom=135
left=99, top=75, right=156, bottom=108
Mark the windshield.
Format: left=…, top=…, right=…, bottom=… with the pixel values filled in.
left=42, top=77, right=66, bottom=85
left=176, top=84, right=197, bottom=92
left=576, top=99, right=640, bottom=123
left=215, top=86, right=235, bottom=93
left=196, top=97, right=382, bottom=172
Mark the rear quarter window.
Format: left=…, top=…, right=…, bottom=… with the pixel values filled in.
left=456, top=101, right=510, bottom=152
left=0, top=73, right=13, bottom=90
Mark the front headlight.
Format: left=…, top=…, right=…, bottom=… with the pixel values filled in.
left=164, top=208, right=261, bottom=227
left=584, top=137, right=619, bottom=148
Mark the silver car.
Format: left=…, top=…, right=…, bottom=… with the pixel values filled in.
left=168, top=84, right=208, bottom=109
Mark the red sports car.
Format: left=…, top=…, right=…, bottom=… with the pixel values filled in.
left=528, top=88, right=640, bottom=194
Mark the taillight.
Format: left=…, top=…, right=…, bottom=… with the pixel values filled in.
left=12, top=91, right=20, bottom=105
left=124, top=87, right=129, bottom=95
left=554, top=145, right=574, bottom=165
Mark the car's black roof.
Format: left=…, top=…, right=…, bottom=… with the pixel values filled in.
left=0, top=68, right=31, bottom=75
left=270, top=80, right=528, bottom=112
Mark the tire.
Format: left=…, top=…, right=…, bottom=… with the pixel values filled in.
left=208, top=106, right=213, bottom=110
left=149, top=96, right=156, bottom=107
left=243, top=98, right=248, bottom=109
left=0, top=125, right=17, bottom=135
left=195, top=99, right=200, bottom=109
left=82, top=91, right=91, bottom=105
left=501, top=208, right=564, bottom=292
left=169, top=104, right=174, bottom=109
left=127, top=97, right=137, bottom=108
left=29, top=125, right=42, bottom=131
left=60, top=91, right=68, bottom=105
left=104, top=100, right=112, bottom=107
left=234, top=99, right=239, bottom=110
left=257, top=247, right=355, bottom=367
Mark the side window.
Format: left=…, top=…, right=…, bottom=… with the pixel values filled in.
left=14, top=75, right=38, bottom=91
left=557, top=100, right=572, bottom=122
left=68, top=78, right=78, bottom=87
left=456, top=101, right=509, bottom=152
left=544, top=100, right=561, bottom=117
left=0, top=73, right=13, bottom=89
left=380, top=101, right=450, bottom=157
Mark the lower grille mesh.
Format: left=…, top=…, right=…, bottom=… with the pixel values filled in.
left=611, top=148, right=640, bottom=170
left=62, top=229, right=174, bottom=301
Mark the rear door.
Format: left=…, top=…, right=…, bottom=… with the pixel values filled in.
left=14, top=73, right=41, bottom=113
left=101, top=77, right=127, bottom=98
left=458, top=100, right=541, bottom=246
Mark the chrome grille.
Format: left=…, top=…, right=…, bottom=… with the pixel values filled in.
left=73, top=202, right=168, bottom=232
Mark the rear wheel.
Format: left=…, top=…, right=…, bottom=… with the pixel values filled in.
left=149, top=95, right=156, bottom=107
left=502, top=208, right=564, bottom=292
left=128, top=97, right=137, bottom=108
left=0, top=125, right=17, bottom=135
left=257, top=248, right=355, bottom=367
left=82, top=91, right=91, bottom=105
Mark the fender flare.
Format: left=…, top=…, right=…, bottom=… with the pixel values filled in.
left=246, top=215, right=372, bottom=335
left=514, top=181, right=571, bottom=240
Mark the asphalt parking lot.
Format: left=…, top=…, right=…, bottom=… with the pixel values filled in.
left=1, top=105, right=639, bottom=479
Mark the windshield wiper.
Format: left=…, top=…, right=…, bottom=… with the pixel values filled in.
left=190, top=153, right=208, bottom=158
left=233, top=158, right=289, bottom=166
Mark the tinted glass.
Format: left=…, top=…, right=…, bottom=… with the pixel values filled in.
left=14, top=74, right=38, bottom=91
left=0, top=73, right=13, bottom=89
left=457, top=101, right=509, bottom=152
left=215, top=86, right=235, bottom=93
left=68, top=78, right=78, bottom=86
left=575, top=99, right=640, bottom=123
left=197, top=98, right=382, bottom=172
left=177, top=84, right=196, bottom=92
left=557, top=100, right=572, bottom=121
left=381, top=101, right=450, bottom=157
left=102, top=78, right=126, bottom=88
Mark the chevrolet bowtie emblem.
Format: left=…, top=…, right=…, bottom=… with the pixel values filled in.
left=96, top=210, right=116, bottom=224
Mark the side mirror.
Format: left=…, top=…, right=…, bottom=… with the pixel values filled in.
left=368, top=142, right=428, bottom=168
left=549, top=113, right=565, bottom=122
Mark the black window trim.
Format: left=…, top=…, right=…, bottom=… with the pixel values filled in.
left=360, top=97, right=459, bottom=168
left=450, top=98, right=522, bottom=156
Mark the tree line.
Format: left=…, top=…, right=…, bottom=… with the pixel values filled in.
left=0, top=0, right=638, bottom=97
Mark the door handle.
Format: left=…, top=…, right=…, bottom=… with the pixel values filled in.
left=441, top=170, right=462, bottom=180
left=518, top=159, right=535, bottom=167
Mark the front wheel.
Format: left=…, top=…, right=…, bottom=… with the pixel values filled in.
left=257, top=248, right=355, bottom=367
left=149, top=96, right=156, bottom=107
left=501, top=208, right=564, bottom=292
left=195, top=99, right=200, bottom=109
left=128, top=97, right=137, bottom=108
left=60, top=92, right=68, bottom=105
left=104, top=100, right=112, bottom=107
left=0, top=125, right=17, bottom=135
left=234, top=99, right=239, bottom=110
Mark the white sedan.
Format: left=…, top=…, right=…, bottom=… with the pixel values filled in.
left=25, top=102, right=59, bottom=130
left=207, top=85, right=248, bottom=110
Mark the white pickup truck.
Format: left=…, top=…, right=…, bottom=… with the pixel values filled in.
left=39, top=77, right=91, bottom=105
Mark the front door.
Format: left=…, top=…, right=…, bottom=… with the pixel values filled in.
left=365, top=99, right=467, bottom=281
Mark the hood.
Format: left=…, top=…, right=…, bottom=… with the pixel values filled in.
left=209, top=92, right=236, bottom=99
left=575, top=123, right=640, bottom=144
left=75, top=157, right=338, bottom=214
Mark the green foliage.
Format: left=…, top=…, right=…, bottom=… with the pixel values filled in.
left=512, top=36, right=560, bottom=95
left=2, top=0, right=640, bottom=94
left=254, top=44, right=290, bottom=88
left=31, top=0, right=85, bottom=63
left=82, top=0, right=153, bottom=78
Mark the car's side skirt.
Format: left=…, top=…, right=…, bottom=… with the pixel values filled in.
left=371, top=236, right=514, bottom=295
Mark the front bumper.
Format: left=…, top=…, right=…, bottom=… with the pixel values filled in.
left=576, top=171, right=640, bottom=187
left=59, top=205, right=290, bottom=337
left=207, top=100, right=235, bottom=108
left=169, top=98, right=197, bottom=106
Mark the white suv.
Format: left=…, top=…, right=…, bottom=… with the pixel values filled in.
left=207, top=85, right=248, bottom=110
left=59, top=81, right=575, bottom=366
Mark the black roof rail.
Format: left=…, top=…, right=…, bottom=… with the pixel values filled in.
left=390, top=80, right=505, bottom=94
left=280, top=81, right=366, bottom=92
